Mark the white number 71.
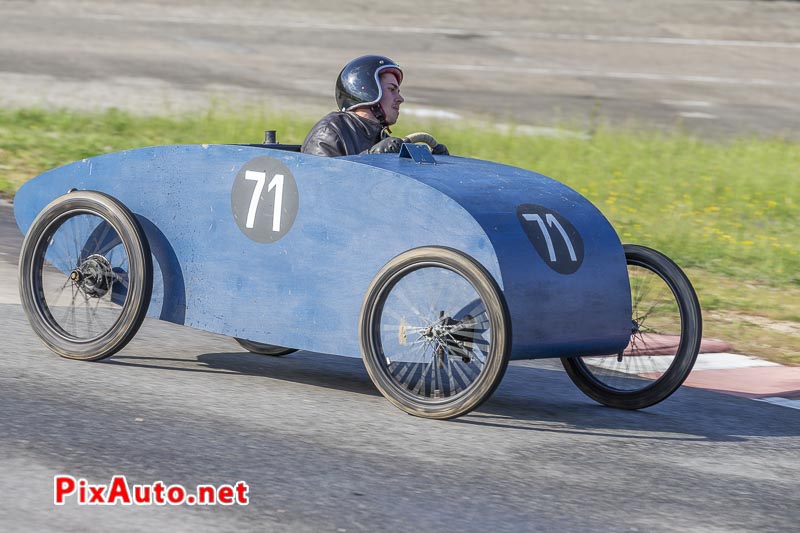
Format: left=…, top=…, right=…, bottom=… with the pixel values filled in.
left=244, top=171, right=284, bottom=232
left=523, top=213, right=578, bottom=262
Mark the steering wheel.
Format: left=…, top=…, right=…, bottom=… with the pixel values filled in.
left=402, top=132, right=439, bottom=150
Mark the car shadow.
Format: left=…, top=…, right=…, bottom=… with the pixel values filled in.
left=107, top=348, right=800, bottom=443
left=108, top=349, right=382, bottom=397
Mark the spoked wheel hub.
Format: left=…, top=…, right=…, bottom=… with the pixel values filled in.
left=419, top=313, right=474, bottom=364
left=617, top=319, right=642, bottom=361
left=71, top=254, right=115, bottom=298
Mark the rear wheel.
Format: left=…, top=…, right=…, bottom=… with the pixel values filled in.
left=18, top=191, right=153, bottom=360
left=360, top=247, right=511, bottom=419
left=561, top=244, right=701, bottom=409
left=234, top=338, right=297, bottom=356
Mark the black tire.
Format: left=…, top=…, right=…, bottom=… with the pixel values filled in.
left=18, top=190, right=153, bottom=361
left=360, top=247, right=511, bottom=419
left=561, top=244, right=702, bottom=409
left=234, top=338, right=297, bottom=356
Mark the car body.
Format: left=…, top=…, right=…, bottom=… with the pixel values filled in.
left=14, top=143, right=634, bottom=358
left=13, top=140, right=700, bottom=418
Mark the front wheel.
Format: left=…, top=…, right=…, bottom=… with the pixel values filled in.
left=18, top=190, right=153, bottom=360
left=561, top=244, right=702, bottom=409
left=360, top=247, right=511, bottom=419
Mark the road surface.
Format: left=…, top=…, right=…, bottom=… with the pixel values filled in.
left=1, top=200, right=799, bottom=531
left=0, top=0, right=799, bottom=137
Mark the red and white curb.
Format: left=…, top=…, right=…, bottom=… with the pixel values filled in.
left=584, top=350, right=800, bottom=410
left=682, top=354, right=800, bottom=410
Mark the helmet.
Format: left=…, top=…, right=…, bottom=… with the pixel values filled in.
left=335, top=55, right=403, bottom=112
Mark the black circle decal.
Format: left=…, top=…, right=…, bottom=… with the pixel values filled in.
left=231, top=157, right=299, bottom=243
left=517, top=204, right=584, bottom=274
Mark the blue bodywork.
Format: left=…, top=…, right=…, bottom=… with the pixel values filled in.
left=14, top=144, right=632, bottom=360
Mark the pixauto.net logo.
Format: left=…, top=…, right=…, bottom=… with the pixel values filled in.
left=54, top=475, right=249, bottom=506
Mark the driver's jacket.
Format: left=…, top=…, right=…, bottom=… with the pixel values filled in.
left=301, top=111, right=387, bottom=157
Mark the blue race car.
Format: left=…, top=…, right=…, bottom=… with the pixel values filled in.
left=13, top=132, right=702, bottom=419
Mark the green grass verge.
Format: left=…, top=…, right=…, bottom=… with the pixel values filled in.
left=1, top=107, right=798, bottom=364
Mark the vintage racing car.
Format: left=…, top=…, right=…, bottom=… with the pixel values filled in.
left=13, top=132, right=702, bottom=419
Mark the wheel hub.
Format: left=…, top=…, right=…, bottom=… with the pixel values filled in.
left=72, top=254, right=114, bottom=298
left=419, top=313, right=473, bottom=364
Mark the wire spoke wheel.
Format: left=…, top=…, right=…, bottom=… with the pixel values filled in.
left=360, top=247, right=510, bottom=419
left=19, top=191, right=153, bottom=361
left=561, top=244, right=702, bottom=409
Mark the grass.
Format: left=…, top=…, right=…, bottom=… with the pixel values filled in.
left=1, top=107, right=798, bottom=365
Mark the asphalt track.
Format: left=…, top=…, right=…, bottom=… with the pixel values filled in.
left=1, top=202, right=799, bottom=531
left=2, top=1, right=800, bottom=531
left=1, top=0, right=799, bottom=137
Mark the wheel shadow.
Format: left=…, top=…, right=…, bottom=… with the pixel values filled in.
left=108, top=348, right=800, bottom=443
left=469, top=360, right=800, bottom=442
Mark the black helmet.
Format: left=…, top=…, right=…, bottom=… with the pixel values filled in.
left=335, top=55, right=403, bottom=112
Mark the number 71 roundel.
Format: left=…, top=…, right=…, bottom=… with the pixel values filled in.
left=231, top=157, right=299, bottom=243
left=516, top=204, right=584, bottom=274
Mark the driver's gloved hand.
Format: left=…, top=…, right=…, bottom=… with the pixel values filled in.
left=432, top=143, right=450, bottom=156
left=368, top=137, right=404, bottom=154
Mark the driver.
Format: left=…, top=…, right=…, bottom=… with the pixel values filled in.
left=301, top=55, right=448, bottom=157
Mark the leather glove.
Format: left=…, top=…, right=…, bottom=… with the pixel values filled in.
left=431, top=143, right=450, bottom=156
left=368, top=137, right=404, bottom=154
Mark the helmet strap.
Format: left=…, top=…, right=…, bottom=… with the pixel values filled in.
left=371, top=103, right=390, bottom=130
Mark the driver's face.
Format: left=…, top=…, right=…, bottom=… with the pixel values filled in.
left=378, top=72, right=404, bottom=125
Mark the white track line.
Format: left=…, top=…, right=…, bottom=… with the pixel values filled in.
left=424, top=64, right=800, bottom=89
left=5, top=9, right=800, bottom=49
left=755, top=397, right=800, bottom=410
left=583, top=353, right=779, bottom=374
